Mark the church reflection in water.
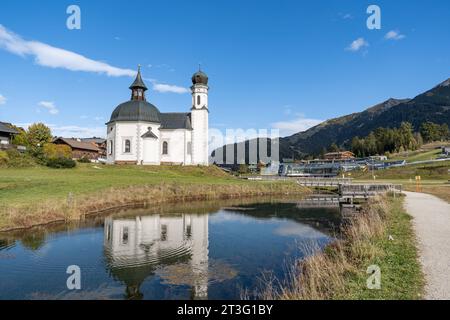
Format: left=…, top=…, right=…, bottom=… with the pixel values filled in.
left=103, top=214, right=209, bottom=300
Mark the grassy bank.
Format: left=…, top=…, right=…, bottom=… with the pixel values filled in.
left=261, top=195, right=424, bottom=300
left=353, top=160, right=449, bottom=203
left=353, top=162, right=450, bottom=181
left=403, top=184, right=450, bottom=203
left=0, top=164, right=309, bottom=231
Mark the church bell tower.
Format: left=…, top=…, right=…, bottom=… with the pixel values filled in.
left=130, top=65, right=147, bottom=101
left=190, top=68, right=209, bottom=166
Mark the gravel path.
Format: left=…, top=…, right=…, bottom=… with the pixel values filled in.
left=403, top=191, right=450, bottom=300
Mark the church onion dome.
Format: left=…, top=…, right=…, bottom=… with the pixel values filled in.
left=191, top=70, right=208, bottom=85
left=108, top=100, right=161, bottom=123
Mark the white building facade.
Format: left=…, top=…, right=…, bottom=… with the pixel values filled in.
left=104, top=213, right=209, bottom=299
left=106, top=67, right=209, bottom=165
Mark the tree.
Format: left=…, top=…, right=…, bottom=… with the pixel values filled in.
left=328, top=143, right=340, bottom=153
left=27, top=123, right=52, bottom=147
left=26, top=123, right=52, bottom=162
left=10, top=125, right=27, bottom=146
left=320, top=147, right=327, bottom=159
left=420, top=121, right=441, bottom=143
left=399, top=122, right=416, bottom=150
left=414, top=132, right=424, bottom=148
left=440, top=124, right=450, bottom=141
left=351, top=137, right=363, bottom=157
left=366, top=132, right=378, bottom=155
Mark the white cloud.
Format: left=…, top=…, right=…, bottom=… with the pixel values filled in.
left=49, top=125, right=105, bottom=138
left=384, top=30, right=405, bottom=41
left=340, top=13, right=353, bottom=20
left=38, top=101, right=59, bottom=115
left=346, top=37, right=369, bottom=52
left=0, top=94, right=6, bottom=105
left=17, top=123, right=105, bottom=138
left=271, top=116, right=323, bottom=137
left=152, top=83, right=189, bottom=94
left=0, top=25, right=191, bottom=94
left=0, top=25, right=190, bottom=95
left=0, top=24, right=135, bottom=77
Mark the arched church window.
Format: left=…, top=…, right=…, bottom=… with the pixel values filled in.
left=124, top=139, right=131, bottom=153
left=162, top=141, right=168, bottom=155
left=197, top=95, right=201, bottom=106
left=108, top=140, right=113, bottom=155
left=187, top=142, right=192, bottom=155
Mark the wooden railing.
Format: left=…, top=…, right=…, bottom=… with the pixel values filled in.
left=339, top=183, right=402, bottom=198
left=297, top=178, right=353, bottom=187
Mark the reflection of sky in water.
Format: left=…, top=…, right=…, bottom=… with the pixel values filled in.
left=0, top=203, right=338, bottom=300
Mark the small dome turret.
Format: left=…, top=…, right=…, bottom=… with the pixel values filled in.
left=191, top=70, right=208, bottom=85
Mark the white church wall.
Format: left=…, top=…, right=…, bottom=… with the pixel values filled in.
left=112, top=121, right=160, bottom=164
left=191, top=109, right=209, bottom=165
left=143, top=138, right=160, bottom=164
left=160, top=129, right=191, bottom=164
left=106, top=124, right=116, bottom=164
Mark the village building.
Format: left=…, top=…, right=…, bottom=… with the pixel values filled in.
left=106, top=67, right=209, bottom=166
left=0, top=122, right=19, bottom=147
left=53, top=137, right=100, bottom=160
left=323, top=151, right=355, bottom=161
left=81, top=137, right=107, bottom=157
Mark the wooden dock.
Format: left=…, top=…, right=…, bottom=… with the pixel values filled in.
left=296, top=177, right=353, bottom=187
left=296, top=196, right=340, bottom=208
left=338, top=183, right=402, bottom=204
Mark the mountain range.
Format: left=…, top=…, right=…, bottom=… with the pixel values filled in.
left=212, top=77, right=450, bottom=162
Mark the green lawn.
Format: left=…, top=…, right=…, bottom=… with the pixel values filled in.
left=353, top=161, right=450, bottom=203
left=352, top=162, right=450, bottom=181
left=0, top=164, right=240, bottom=207
left=389, top=149, right=442, bottom=162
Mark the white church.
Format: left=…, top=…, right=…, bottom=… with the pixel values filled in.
left=104, top=213, right=209, bottom=299
left=106, top=67, right=209, bottom=165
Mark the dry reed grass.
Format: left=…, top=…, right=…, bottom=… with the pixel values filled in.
left=258, top=196, right=391, bottom=300
left=0, top=182, right=310, bottom=232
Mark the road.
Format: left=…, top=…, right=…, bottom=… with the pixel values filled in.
left=403, top=191, right=450, bottom=300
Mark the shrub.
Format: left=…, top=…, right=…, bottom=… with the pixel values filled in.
left=46, top=157, right=76, bottom=169
left=77, top=157, right=91, bottom=163
left=43, top=143, right=72, bottom=159
left=4, top=149, right=37, bottom=168
left=0, top=150, right=9, bottom=167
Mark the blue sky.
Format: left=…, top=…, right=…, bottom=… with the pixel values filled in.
left=0, top=0, right=449, bottom=138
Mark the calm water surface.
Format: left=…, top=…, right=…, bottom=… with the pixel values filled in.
left=0, top=198, right=341, bottom=300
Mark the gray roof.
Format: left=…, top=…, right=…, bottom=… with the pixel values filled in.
left=160, top=113, right=192, bottom=130
left=141, top=129, right=158, bottom=139
left=0, top=122, right=19, bottom=134
left=192, top=70, right=208, bottom=85
left=53, top=137, right=99, bottom=152
left=108, top=100, right=161, bottom=123
left=81, top=137, right=106, bottom=144
left=129, top=67, right=148, bottom=91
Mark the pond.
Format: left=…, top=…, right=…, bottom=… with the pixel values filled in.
left=0, top=197, right=342, bottom=300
